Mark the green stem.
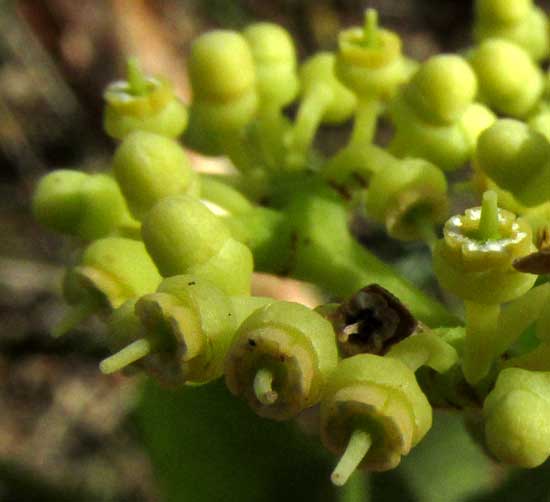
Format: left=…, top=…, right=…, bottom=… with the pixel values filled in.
left=338, top=471, right=369, bottom=502
left=464, top=301, right=501, bottom=384
left=257, top=104, right=288, bottom=170
left=414, top=212, right=438, bottom=250
left=100, top=338, right=152, bottom=374
left=285, top=184, right=458, bottom=326
left=227, top=183, right=458, bottom=327
left=202, top=172, right=270, bottom=203
left=220, top=130, right=259, bottom=173
left=286, top=85, right=333, bottom=169
left=344, top=240, right=456, bottom=326
left=494, top=283, right=550, bottom=357
left=387, top=331, right=458, bottom=373
left=322, top=144, right=393, bottom=185
left=200, top=175, right=253, bottom=214
left=348, top=99, right=381, bottom=149
left=253, top=367, right=278, bottom=405
left=52, top=301, right=99, bottom=338
left=503, top=342, right=550, bottom=371
left=126, top=57, right=148, bottom=96
left=331, top=429, right=372, bottom=487
left=478, top=191, right=500, bottom=241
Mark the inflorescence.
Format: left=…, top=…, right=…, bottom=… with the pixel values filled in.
left=31, top=0, right=550, bottom=486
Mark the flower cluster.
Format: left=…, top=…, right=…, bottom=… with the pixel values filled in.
left=32, top=0, right=550, bottom=487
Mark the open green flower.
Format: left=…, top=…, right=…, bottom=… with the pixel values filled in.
left=335, top=9, right=415, bottom=102
left=225, top=301, right=339, bottom=420
left=321, top=354, right=432, bottom=485
left=57, top=237, right=162, bottom=337
left=433, top=192, right=535, bottom=303
left=103, top=58, right=188, bottom=139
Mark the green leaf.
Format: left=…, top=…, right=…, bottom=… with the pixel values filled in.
left=136, top=378, right=335, bottom=502
left=396, top=411, right=495, bottom=502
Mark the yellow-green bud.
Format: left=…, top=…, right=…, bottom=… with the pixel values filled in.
left=141, top=195, right=253, bottom=295
left=112, top=131, right=199, bottom=220
left=484, top=368, right=550, bottom=467
left=476, top=119, right=550, bottom=207
left=469, top=39, right=544, bottom=118
left=474, top=0, right=550, bottom=62
left=188, top=30, right=258, bottom=133
left=403, top=55, right=478, bottom=125
left=32, top=170, right=134, bottom=240
left=243, top=22, right=299, bottom=107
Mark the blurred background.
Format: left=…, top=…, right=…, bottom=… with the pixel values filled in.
left=3, top=1, right=550, bottom=501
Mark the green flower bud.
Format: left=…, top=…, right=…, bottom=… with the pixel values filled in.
left=321, top=354, right=431, bottom=485
left=365, top=157, right=448, bottom=241
left=243, top=22, right=299, bottom=107
left=141, top=194, right=253, bottom=295
left=484, top=368, right=550, bottom=467
left=469, top=39, right=544, bottom=118
left=476, top=119, right=550, bottom=207
left=188, top=30, right=258, bottom=133
left=32, top=170, right=136, bottom=240
left=433, top=192, right=536, bottom=304
left=335, top=9, right=414, bottom=101
left=388, top=57, right=494, bottom=171
left=103, top=59, right=188, bottom=140
left=403, top=55, right=477, bottom=125
left=225, top=301, right=339, bottom=420
left=112, top=131, right=199, bottom=220
left=474, top=0, right=550, bottom=62
left=56, top=237, right=161, bottom=337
